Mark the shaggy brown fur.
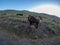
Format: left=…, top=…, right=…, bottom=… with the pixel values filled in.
left=28, top=15, right=39, bottom=28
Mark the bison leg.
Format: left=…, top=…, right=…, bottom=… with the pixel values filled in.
left=36, top=24, right=38, bottom=28
left=29, top=21, right=33, bottom=25
left=34, top=23, right=38, bottom=28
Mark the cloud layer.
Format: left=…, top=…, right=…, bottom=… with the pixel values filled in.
left=29, top=5, right=60, bottom=17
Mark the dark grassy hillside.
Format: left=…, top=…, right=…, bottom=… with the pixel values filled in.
left=0, top=10, right=60, bottom=45
left=0, top=10, right=60, bottom=22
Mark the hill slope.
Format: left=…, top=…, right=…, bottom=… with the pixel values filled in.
left=0, top=10, right=60, bottom=45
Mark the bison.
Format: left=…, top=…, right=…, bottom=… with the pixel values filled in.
left=28, top=15, right=39, bottom=28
